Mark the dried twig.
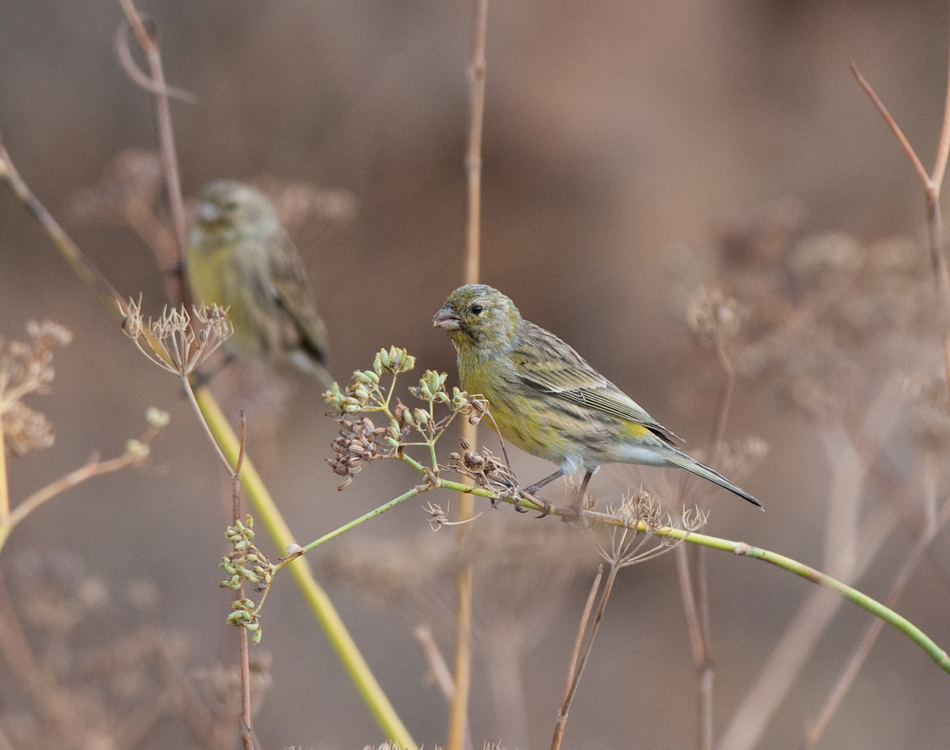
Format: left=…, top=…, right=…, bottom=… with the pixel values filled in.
left=117, top=0, right=191, bottom=307
left=448, top=3, right=489, bottom=750
left=551, top=566, right=602, bottom=750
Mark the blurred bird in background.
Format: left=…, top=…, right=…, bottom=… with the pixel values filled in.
left=434, top=284, right=761, bottom=515
left=187, top=179, right=333, bottom=387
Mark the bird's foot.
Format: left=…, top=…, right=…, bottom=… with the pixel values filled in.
left=519, top=490, right=551, bottom=518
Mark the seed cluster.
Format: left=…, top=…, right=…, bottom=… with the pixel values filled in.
left=326, top=417, right=389, bottom=490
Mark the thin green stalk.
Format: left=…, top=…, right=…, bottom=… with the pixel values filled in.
left=299, top=486, right=423, bottom=554
left=436, top=484, right=949, bottom=674
left=654, top=525, right=950, bottom=674
left=195, top=388, right=418, bottom=750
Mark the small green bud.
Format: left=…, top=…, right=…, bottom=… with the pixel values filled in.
left=125, top=440, right=150, bottom=459
left=146, top=407, right=171, bottom=428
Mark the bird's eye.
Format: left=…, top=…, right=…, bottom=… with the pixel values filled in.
left=470, top=304, right=484, bottom=315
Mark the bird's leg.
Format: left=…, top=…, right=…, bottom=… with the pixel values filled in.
left=520, top=469, right=566, bottom=517
left=523, top=469, right=566, bottom=495
left=565, top=470, right=594, bottom=525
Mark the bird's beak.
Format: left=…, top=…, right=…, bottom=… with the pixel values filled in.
left=433, top=305, right=462, bottom=330
left=196, top=201, right=221, bottom=224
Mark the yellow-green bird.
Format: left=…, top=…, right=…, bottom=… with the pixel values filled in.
left=188, top=180, right=332, bottom=387
left=433, top=284, right=762, bottom=512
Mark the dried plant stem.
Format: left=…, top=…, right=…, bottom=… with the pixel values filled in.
left=852, top=59, right=950, bottom=405
left=0, top=79, right=417, bottom=750
left=709, top=341, right=735, bottom=452
left=465, top=0, right=488, bottom=287
left=0, top=450, right=146, bottom=554
left=152, top=633, right=219, bottom=743
left=230, top=415, right=259, bottom=750
left=551, top=565, right=603, bottom=750
left=117, top=0, right=190, bottom=307
left=415, top=625, right=457, bottom=702
left=194, top=390, right=418, bottom=750
left=676, top=545, right=714, bottom=750
left=0, top=136, right=125, bottom=313
left=679, top=334, right=737, bottom=750
left=448, top=3, right=488, bottom=750
left=718, top=377, right=905, bottom=750
left=802, top=497, right=950, bottom=747
left=0, top=576, right=81, bottom=744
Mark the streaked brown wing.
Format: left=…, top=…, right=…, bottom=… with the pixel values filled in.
left=268, top=230, right=329, bottom=362
left=511, top=321, right=677, bottom=442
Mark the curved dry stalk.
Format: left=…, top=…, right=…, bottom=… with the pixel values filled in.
left=117, top=0, right=191, bottom=306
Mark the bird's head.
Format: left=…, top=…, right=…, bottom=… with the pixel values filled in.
left=194, top=180, right=278, bottom=238
left=433, top=284, right=521, bottom=354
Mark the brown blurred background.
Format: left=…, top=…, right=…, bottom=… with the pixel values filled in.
left=2, top=1, right=950, bottom=748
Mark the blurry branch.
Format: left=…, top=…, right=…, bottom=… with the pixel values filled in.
left=802, top=495, right=950, bottom=747
left=0, top=136, right=125, bottom=314
left=676, top=544, right=714, bottom=750
left=851, top=60, right=950, bottom=403
left=0, top=314, right=166, bottom=552
left=0, top=425, right=159, bottom=554
left=450, top=2, right=489, bottom=749
left=415, top=624, right=457, bottom=703
left=117, top=0, right=191, bottom=303
left=681, top=287, right=749, bottom=750
left=551, top=565, right=602, bottom=750
left=0, top=576, right=80, bottom=746
left=0, top=133, right=418, bottom=750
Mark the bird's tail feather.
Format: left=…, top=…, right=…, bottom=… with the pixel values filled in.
left=662, top=449, right=763, bottom=509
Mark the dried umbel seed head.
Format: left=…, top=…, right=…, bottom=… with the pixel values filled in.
left=1, top=320, right=72, bottom=456
left=123, top=298, right=232, bottom=377
left=686, top=286, right=747, bottom=346
left=446, top=443, right=517, bottom=499
left=326, top=417, right=389, bottom=490
left=786, top=232, right=862, bottom=290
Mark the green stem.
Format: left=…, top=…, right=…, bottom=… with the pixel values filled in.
left=427, top=480, right=950, bottom=675
left=195, top=388, right=418, bottom=750
left=653, top=526, right=950, bottom=675
left=301, top=486, right=422, bottom=553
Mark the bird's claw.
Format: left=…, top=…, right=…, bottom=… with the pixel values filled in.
left=519, top=491, right=551, bottom=518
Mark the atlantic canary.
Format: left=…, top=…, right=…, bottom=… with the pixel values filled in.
left=433, top=284, right=762, bottom=512
left=187, top=180, right=332, bottom=386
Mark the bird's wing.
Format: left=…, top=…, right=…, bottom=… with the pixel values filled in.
left=511, top=321, right=678, bottom=443
left=267, top=231, right=330, bottom=364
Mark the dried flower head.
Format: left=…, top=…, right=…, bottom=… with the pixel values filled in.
left=1, top=320, right=72, bottom=456
left=595, top=489, right=704, bottom=568
left=446, top=442, right=518, bottom=503
left=686, top=286, right=748, bottom=348
left=326, top=416, right=389, bottom=490
left=122, top=298, right=232, bottom=378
